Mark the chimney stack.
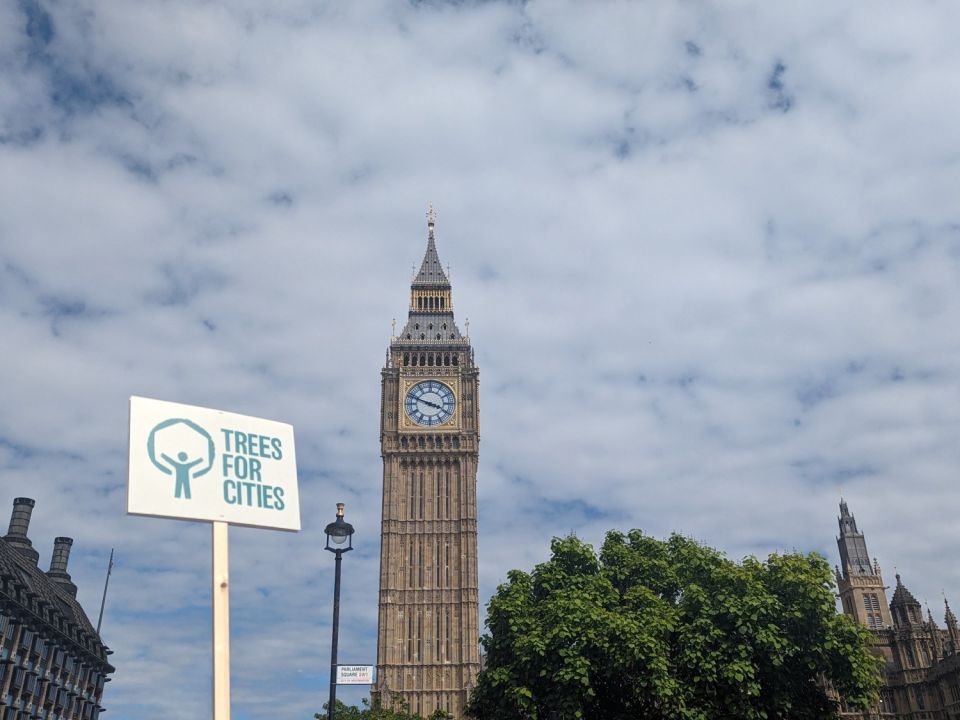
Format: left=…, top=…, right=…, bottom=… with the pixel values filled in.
left=4, top=497, right=40, bottom=565
left=48, top=536, right=78, bottom=598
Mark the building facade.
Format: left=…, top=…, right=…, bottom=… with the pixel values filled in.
left=374, top=210, right=481, bottom=718
left=835, top=500, right=960, bottom=719
left=0, top=497, right=114, bottom=720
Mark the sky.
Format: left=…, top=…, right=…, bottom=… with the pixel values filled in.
left=1, top=0, right=959, bottom=717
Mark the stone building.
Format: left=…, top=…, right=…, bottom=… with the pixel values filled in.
left=373, top=209, right=481, bottom=718
left=836, top=499, right=960, bottom=719
left=0, top=497, right=114, bottom=720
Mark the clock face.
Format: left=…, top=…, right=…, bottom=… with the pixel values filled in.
left=405, top=380, right=456, bottom=427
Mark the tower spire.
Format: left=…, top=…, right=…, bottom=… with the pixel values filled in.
left=414, top=205, right=449, bottom=287
left=834, top=499, right=892, bottom=631
left=396, top=207, right=466, bottom=342
left=945, top=598, right=960, bottom=652
left=836, top=499, right=872, bottom=577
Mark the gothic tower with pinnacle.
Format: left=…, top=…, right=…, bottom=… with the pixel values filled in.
left=374, top=209, right=480, bottom=718
left=835, top=498, right=893, bottom=630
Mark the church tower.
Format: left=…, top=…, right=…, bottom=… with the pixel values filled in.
left=836, top=499, right=893, bottom=630
left=374, top=209, right=481, bottom=718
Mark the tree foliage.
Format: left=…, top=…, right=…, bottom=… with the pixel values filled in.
left=467, top=531, right=882, bottom=720
left=316, top=697, right=453, bottom=720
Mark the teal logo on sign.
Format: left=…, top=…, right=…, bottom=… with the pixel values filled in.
left=147, top=418, right=215, bottom=500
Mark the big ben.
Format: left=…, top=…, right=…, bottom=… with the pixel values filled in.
left=374, top=208, right=481, bottom=718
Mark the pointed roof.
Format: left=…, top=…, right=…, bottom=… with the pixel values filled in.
left=890, top=574, right=921, bottom=609
left=394, top=207, right=467, bottom=346
left=946, top=598, right=958, bottom=629
left=413, top=227, right=450, bottom=287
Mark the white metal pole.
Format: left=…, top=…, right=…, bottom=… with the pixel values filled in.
left=212, top=521, right=231, bottom=720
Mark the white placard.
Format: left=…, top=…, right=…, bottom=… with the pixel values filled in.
left=336, top=665, right=374, bottom=685
left=127, top=396, right=300, bottom=531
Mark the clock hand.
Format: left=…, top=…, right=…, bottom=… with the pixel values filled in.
left=417, top=398, right=443, bottom=410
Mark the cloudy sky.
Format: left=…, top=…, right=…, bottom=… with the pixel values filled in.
left=2, top=0, right=959, bottom=717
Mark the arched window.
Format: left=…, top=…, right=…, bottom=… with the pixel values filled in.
left=436, top=334, right=441, bottom=340
left=401, top=437, right=409, bottom=449
left=444, top=354, right=450, bottom=366
left=452, top=355, right=458, bottom=366
left=450, top=333, right=456, bottom=339
left=452, top=437, right=460, bottom=449
left=427, top=354, right=433, bottom=366
left=420, top=354, right=426, bottom=365
left=417, top=297, right=423, bottom=309
left=439, top=298, right=444, bottom=309
left=403, top=353, right=410, bottom=366
left=420, top=333, right=425, bottom=340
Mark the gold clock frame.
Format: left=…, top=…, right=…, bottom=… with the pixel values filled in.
left=399, top=375, right=461, bottom=432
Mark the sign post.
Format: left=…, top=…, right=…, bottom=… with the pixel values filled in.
left=213, top=521, right=230, bottom=720
left=128, top=396, right=301, bottom=720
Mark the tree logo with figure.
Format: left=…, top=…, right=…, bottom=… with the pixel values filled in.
left=147, top=418, right=215, bottom=500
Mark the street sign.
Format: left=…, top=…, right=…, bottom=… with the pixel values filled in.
left=127, top=396, right=301, bottom=531
left=336, top=665, right=374, bottom=685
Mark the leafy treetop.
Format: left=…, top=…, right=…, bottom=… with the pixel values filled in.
left=467, top=530, right=882, bottom=720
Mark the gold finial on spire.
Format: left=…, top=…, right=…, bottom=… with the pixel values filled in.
left=427, top=204, right=436, bottom=226
left=392, top=318, right=396, bottom=336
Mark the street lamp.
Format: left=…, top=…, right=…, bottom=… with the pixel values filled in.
left=325, top=502, right=354, bottom=720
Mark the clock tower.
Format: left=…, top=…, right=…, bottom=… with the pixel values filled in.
left=374, top=209, right=480, bottom=718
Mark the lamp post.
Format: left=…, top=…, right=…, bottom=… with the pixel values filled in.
left=325, top=502, right=355, bottom=720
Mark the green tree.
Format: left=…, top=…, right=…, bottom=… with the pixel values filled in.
left=316, top=697, right=453, bottom=720
left=467, top=531, right=882, bottom=720
left=316, top=699, right=367, bottom=720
